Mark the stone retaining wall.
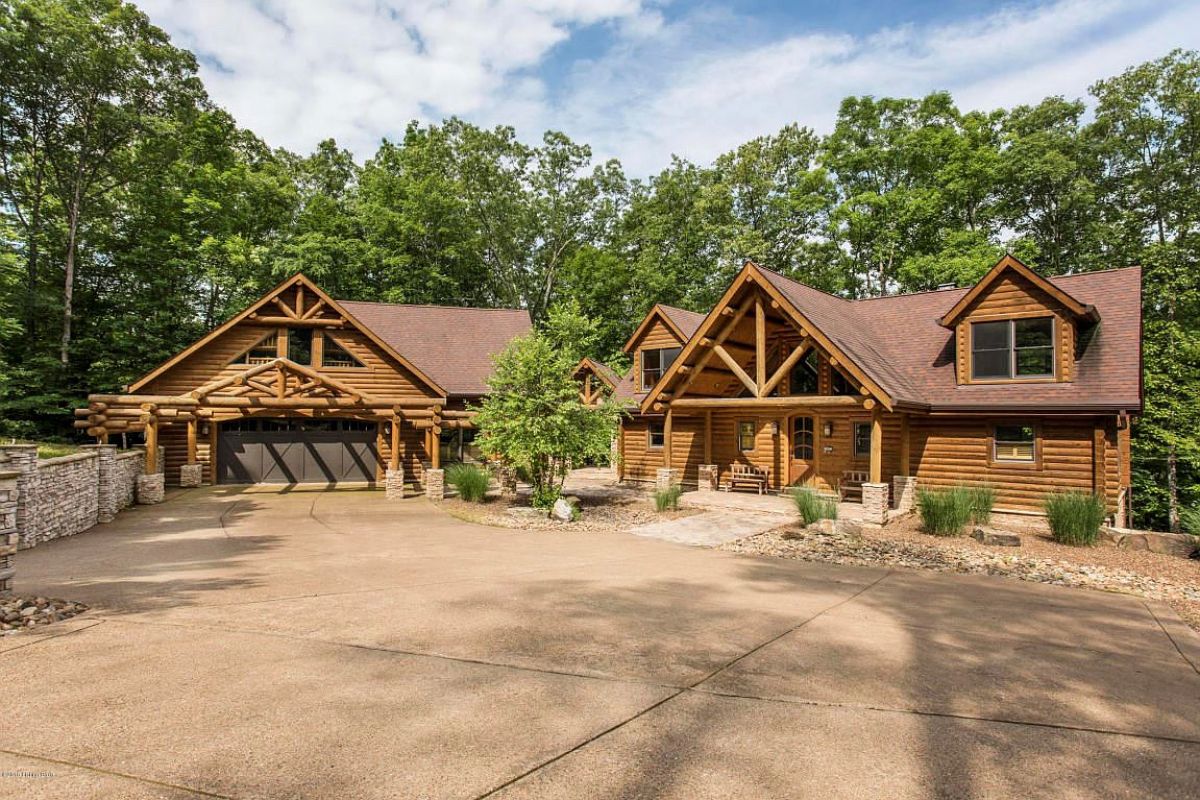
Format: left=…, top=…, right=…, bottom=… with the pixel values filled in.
left=0, top=444, right=156, bottom=551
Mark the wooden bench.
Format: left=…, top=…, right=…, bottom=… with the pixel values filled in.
left=720, top=464, right=770, bottom=495
left=838, top=470, right=869, bottom=502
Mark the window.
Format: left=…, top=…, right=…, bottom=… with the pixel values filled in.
left=233, top=332, right=279, bottom=365
left=641, top=347, right=681, bottom=390
left=793, top=416, right=814, bottom=460
left=831, top=368, right=853, bottom=396
left=737, top=420, right=756, bottom=452
left=971, top=317, right=1055, bottom=380
left=322, top=335, right=363, bottom=368
left=789, top=352, right=819, bottom=395
left=994, top=424, right=1036, bottom=462
left=647, top=422, right=665, bottom=449
left=287, top=328, right=313, bottom=365
left=853, top=421, right=872, bottom=460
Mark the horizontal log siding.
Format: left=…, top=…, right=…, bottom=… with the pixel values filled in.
left=159, top=424, right=212, bottom=486
left=620, top=417, right=664, bottom=483
left=141, top=324, right=439, bottom=401
left=912, top=416, right=1121, bottom=514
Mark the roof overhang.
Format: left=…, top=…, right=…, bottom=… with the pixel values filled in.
left=938, top=254, right=1099, bottom=328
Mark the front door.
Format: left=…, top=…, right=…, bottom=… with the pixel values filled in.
left=789, top=415, right=816, bottom=486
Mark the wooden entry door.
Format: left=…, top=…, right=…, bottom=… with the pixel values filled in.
left=789, top=415, right=816, bottom=486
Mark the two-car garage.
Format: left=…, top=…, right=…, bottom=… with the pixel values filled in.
left=216, top=418, right=378, bottom=485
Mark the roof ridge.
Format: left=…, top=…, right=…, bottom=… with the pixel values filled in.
left=338, top=299, right=528, bottom=313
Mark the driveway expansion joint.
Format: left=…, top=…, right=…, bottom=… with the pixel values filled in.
left=0, top=746, right=231, bottom=799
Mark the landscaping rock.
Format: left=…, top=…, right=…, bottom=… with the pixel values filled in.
left=835, top=519, right=863, bottom=537
left=807, top=518, right=836, bottom=535
left=0, top=595, right=87, bottom=633
left=551, top=497, right=575, bottom=522
left=971, top=527, right=1022, bottom=547
left=1100, top=526, right=1196, bottom=558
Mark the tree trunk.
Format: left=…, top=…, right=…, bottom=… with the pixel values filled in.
left=25, top=194, right=40, bottom=338
left=60, top=186, right=82, bottom=365
left=1167, top=444, right=1180, bottom=533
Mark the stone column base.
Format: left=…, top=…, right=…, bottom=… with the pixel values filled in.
left=385, top=468, right=405, bottom=499
left=892, top=475, right=917, bottom=514
left=0, top=474, right=17, bottom=592
left=698, top=464, right=717, bottom=492
left=424, top=468, right=444, bottom=501
left=862, top=482, right=889, bottom=526
left=656, top=468, right=680, bottom=492
left=180, top=463, right=203, bottom=488
left=136, top=473, right=165, bottom=505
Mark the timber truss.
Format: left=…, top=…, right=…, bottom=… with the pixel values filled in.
left=641, top=263, right=890, bottom=415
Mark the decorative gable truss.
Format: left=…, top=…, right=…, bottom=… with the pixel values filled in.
left=640, top=263, right=892, bottom=414
left=191, top=357, right=372, bottom=403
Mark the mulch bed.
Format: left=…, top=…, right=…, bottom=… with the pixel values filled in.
left=721, top=515, right=1200, bottom=633
left=1, top=595, right=88, bottom=633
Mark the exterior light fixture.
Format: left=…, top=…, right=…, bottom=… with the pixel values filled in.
left=823, top=421, right=834, bottom=437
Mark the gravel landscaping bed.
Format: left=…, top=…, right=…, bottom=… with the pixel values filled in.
left=721, top=517, right=1200, bottom=633
left=1, top=595, right=88, bottom=633
left=441, top=484, right=698, bottom=533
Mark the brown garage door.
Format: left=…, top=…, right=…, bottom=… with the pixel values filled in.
left=216, top=418, right=378, bottom=485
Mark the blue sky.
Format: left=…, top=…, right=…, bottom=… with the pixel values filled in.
left=136, top=0, right=1200, bottom=175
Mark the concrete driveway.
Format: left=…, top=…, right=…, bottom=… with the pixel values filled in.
left=3, top=487, right=1199, bottom=799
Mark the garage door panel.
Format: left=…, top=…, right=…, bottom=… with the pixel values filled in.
left=217, top=420, right=377, bottom=485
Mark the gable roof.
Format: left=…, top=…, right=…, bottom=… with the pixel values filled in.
left=339, top=301, right=531, bottom=396
left=849, top=266, right=1141, bottom=412
left=938, top=253, right=1099, bottom=327
left=574, top=357, right=621, bottom=389
left=639, top=261, right=1142, bottom=414
left=129, top=274, right=447, bottom=397
left=621, top=303, right=706, bottom=353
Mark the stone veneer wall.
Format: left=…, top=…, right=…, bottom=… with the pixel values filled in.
left=25, top=453, right=100, bottom=547
left=0, top=445, right=153, bottom=551
left=114, top=451, right=145, bottom=512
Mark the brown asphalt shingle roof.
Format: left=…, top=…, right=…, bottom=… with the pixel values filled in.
left=659, top=305, right=706, bottom=340
left=757, top=265, right=1142, bottom=412
left=339, top=301, right=532, bottom=396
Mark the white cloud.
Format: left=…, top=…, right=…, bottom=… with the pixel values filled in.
left=136, top=0, right=1200, bottom=174
left=136, top=0, right=655, bottom=155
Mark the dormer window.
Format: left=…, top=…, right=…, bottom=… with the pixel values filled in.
left=971, top=317, right=1055, bottom=380
left=642, top=347, right=681, bottom=390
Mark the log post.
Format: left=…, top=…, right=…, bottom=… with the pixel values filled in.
left=663, top=410, right=673, bottom=470
left=390, top=414, right=401, bottom=471
left=899, top=413, right=910, bottom=476
left=755, top=296, right=766, bottom=395
left=869, top=405, right=882, bottom=484
left=144, top=416, right=158, bottom=475
left=186, top=417, right=198, bottom=465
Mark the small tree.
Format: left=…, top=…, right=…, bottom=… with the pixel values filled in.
left=474, top=325, right=622, bottom=509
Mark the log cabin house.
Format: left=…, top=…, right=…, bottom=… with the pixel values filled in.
left=615, top=255, right=1142, bottom=525
left=75, top=274, right=531, bottom=488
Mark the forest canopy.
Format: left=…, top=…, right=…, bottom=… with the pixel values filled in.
left=0, top=0, right=1197, bottom=530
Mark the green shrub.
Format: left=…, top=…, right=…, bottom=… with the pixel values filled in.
left=654, top=484, right=682, bottom=512
left=966, top=483, right=996, bottom=526
left=445, top=463, right=490, bottom=502
left=1180, top=506, right=1200, bottom=536
left=1043, top=492, right=1106, bottom=546
left=917, top=486, right=974, bottom=536
left=792, top=487, right=837, bottom=525
left=531, top=484, right=561, bottom=510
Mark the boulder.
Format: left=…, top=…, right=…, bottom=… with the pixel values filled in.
left=807, top=518, right=836, bottom=535
left=551, top=497, right=576, bottom=522
left=835, top=518, right=863, bottom=537
left=971, top=527, right=1021, bottom=547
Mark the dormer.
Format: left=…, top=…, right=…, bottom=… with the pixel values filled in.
left=622, top=304, right=705, bottom=393
left=939, top=255, right=1099, bottom=385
